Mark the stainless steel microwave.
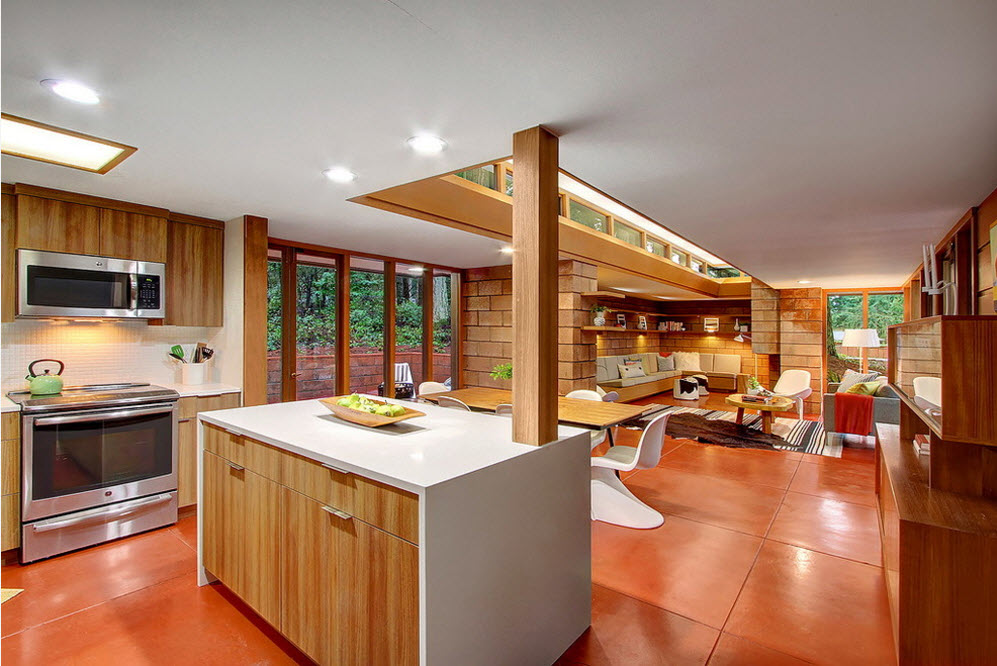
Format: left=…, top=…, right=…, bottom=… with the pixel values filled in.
left=18, top=249, right=166, bottom=318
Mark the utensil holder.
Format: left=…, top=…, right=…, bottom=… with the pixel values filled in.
left=180, top=362, right=208, bottom=385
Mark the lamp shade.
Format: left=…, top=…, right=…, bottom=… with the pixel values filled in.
left=841, top=328, right=881, bottom=348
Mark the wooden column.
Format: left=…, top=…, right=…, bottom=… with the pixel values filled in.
left=384, top=262, right=397, bottom=397
left=511, top=126, right=559, bottom=446
left=335, top=255, right=351, bottom=395
left=422, top=270, right=435, bottom=383
left=280, top=246, right=297, bottom=402
left=243, top=215, right=269, bottom=406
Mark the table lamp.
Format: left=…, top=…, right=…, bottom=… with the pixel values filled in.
left=841, top=328, right=881, bottom=373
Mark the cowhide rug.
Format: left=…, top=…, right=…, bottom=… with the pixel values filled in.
left=664, top=412, right=786, bottom=450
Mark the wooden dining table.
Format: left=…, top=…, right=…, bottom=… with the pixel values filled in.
left=420, top=387, right=650, bottom=430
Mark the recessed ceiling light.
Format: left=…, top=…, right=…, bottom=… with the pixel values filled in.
left=500, top=245, right=514, bottom=254
left=407, top=134, right=447, bottom=155
left=408, top=266, right=425, bottom=274
left=797, top=280, right=812, bottom=284
left=40, top=79, right=100, bottom=105
left=0, top=113, right=136, bottom=173
left=323, top=167, right=357, bottom=183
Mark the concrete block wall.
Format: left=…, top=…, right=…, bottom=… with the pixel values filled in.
left=462, top=260, right=598, bottom=394
left=777, top=287, right=825, bottom=415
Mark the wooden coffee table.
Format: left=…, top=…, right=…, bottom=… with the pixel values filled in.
left=724, top=394, right=796, bottom=434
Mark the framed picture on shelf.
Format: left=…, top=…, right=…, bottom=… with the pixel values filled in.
left=638, top=315, right=648, bottom=330
left=616, top=314, right=627, bottom=328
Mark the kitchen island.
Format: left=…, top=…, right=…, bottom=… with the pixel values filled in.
left=196, top=398, right=592, bottom=666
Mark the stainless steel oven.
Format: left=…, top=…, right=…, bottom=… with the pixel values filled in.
left=10, top=384, right=180, bottom=562
left=18, top=248, right=166, bottom=318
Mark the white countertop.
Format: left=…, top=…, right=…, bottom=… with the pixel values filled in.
left=1, top=396, right=19, bottom=413
left=159, top=382, right=241, bottom=398
left=198, top=398, right=589, bottom=493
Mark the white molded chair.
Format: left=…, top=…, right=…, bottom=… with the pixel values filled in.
left=590, top=412, right=670, bottom=529
left=595, top=385, right=620, bottom=402
left=494, top=403, right=513, bottom=416
left=417, top=381, right=449, bottom=402
left=436, top=395, right=471, bottom=411
left=566, top=389, right=609, bottom=448
left=913, top=376, right=942, bottom=416
left=566, top=389, right=602, bottom=401
left=772, top=369, right=813, bottom=419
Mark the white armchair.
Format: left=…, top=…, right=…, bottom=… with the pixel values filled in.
left=772, top=369, right=812, bottom=419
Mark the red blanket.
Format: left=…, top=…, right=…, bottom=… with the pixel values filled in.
left=834, top=392, right=874, bottom=435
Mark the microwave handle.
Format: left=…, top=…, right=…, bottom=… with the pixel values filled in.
left=34, top=405, right=175, bottom=427
left=129, top=273, right=139, bottom=309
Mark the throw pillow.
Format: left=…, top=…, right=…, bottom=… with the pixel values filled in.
left=672, top=351, right=702, bottom=372
left=618, top=364, right=646, bottom=379
left=837, top=371, right=879, bottom=393
left=845, top=381, right=883, bottom=396
left=657, top=353, right=676, bottom=372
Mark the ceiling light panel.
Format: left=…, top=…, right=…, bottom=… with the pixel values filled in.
left=0, top=114, right=136, bottom=173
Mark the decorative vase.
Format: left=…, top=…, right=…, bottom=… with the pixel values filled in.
left=594, top=315, right=606, bottom=327
left=747, top=386, right=761, bottom=396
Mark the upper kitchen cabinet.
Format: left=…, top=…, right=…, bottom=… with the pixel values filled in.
left=99, top=209, right=167, bottom=263
left=166, top=213, right=225, bottom=327
left=12, top=185, right=168, bottom=262
left=14, top=194, right=101, bottom=255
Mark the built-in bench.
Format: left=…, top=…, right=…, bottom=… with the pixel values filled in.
left=596, top=352, right=747, bottom=402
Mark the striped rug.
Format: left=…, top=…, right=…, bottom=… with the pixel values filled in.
left=648, top=405, right=838, bottom=458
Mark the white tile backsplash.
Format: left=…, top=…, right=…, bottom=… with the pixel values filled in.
left=1, top=320, right=227, bottom=392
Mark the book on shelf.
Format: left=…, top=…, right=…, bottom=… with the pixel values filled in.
left=912, top=434, right=930, bottom=456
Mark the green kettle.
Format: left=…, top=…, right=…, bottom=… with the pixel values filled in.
left=26, top=359, right=65, bottom=395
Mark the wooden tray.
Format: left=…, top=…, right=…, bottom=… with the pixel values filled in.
left=319, top=396, right=426, bottom=428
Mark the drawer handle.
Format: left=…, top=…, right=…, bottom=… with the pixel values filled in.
left=321, top=462, right=350, bottom=475
left=225, top=461, right=245, bottom=471
left=320, top=505, right=353, bottom=520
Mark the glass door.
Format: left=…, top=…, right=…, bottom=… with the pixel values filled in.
left=349, top=257, right=385, bottom=395
left=395, top=264, right=424, bottom=393
left=295, top=254, right=338, bottom=400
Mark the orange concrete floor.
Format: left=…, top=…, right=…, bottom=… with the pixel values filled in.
left=2, top=392, right=894, bottom=665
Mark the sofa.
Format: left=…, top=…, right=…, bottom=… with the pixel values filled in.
left=822, top=382, right=900, bottom=437
left=596, top=352, right=745, bottom=402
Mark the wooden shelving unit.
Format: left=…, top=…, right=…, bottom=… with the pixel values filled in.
left=877, top=315, right=997, bottom=664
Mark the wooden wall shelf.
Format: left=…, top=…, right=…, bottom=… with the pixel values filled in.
left=581, top=291, right=625, bottom=298
left=582, top=326, right=733, bottom=335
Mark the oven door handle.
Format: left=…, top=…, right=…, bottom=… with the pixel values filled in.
left=34, top=405, right=175, bottom=427
left=31, top=493, right=174, bottom=533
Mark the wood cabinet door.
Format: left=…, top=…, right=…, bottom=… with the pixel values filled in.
left=166, top=221, right=224, bottom=326
left=2, top=192, right=14, bottom=322
left=281, top=487, right=419, bottom=666
left=202, top=451, right=280, bottom=626
left=99, top=209, right=167, bottom=263
left=177, top=419, right=197, bottom=508
left=15, top=195, right=100, bottom=255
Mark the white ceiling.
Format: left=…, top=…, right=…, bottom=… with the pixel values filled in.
left=3, top=1, right=995, bottom=288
